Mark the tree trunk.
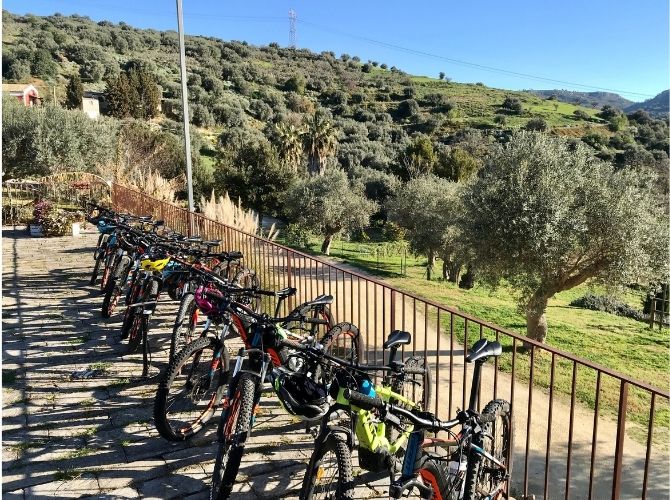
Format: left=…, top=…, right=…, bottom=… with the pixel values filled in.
left=459, top=264, right=475, bottom=289
left=321, top=233, right=334, bottom=255
left=442, top=261, right=448, bottom=280
left=525, top=293, right=549, bottom=344
left=447, top=260, right=461, bottom=284
left=426, top=249, right=435, bottom=281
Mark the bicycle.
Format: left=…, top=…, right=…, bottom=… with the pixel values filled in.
left=153, top=274, right=352, bottom=443
left=308, top=338, right=511, bottom=500
left=209, top=328, right=430, bottom=499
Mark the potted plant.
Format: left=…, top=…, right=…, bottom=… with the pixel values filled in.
left=30, top=199, right=52, bottom=237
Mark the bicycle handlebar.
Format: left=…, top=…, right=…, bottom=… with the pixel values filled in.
left=342, top=389, right=462, bottom=432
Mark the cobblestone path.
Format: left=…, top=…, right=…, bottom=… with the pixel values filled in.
left=2, top=229, right=390, bottom=499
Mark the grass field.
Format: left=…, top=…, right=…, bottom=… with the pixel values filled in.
left=279, top=235, right=670, bottom=443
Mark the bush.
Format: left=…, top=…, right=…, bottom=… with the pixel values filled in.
left=397, top=99, right=420, bottom=119
left=283, top=223, right=312, bottom=248
left=284, top=73, right=306, bottom=94
left=570, top=293, right=645, bottom=322
left=501, top=97, right=523, bottom=115
left=525, top=117, right=548, bottom=132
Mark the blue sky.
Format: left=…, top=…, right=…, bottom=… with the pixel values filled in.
left=3, top=0, right=668, bottom=101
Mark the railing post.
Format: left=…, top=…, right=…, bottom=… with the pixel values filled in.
left=286, top=251, right=294, bottom=310
left=612, top=381, right=628, bottom=500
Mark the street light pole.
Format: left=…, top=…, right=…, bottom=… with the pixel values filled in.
left=176, top=0, right=195, bottom=235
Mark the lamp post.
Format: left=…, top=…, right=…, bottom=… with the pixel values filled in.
left=176, top=0, right=195, bottom=235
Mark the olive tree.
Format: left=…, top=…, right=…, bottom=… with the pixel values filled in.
left=284, top=168, right=377, bottom=255
left=462, top=132, right=669, bottom=343
left=387, top=174, right=462, bottom=280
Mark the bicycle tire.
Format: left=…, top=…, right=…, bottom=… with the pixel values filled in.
left=169, top=292, right=197, bottom=362
left=319, top=321, right=363, bottom=364
left=417, top=459, right=452, bottom=500
left=100, top=252, right=116, bottom=290
left=231, top=268, right=260, bottom=311
left=90, top=252, right=105, bottom=286
left=463, top=399, right=512, bottom=500
left=127, top=278, right=158, bottom=352
left=102, top=256, right=130, bottom=318
left=386, top=356, right=432, bottom=445
left=210, top=372, right=257, bottom=500
left=299, top=432, right=354, bottom=500
left=154, top=336, right=229, bottom=442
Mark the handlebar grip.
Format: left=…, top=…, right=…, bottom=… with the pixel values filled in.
left=343, top=389, right=384, bottom=410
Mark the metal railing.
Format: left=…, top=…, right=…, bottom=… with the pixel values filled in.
left=112, top=184, right=669, bottom=500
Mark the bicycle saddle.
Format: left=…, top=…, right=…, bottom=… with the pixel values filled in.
left=466, top=339, right=502, bottom=363
left=301, top=295, right=333, bottom=307
left=383, top=330, right=412, bottom=350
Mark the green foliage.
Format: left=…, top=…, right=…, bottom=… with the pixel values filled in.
left=65, top=73, right=83, bottom=110
left=30, top=48, right=58, bottom=80
left=284, top=73, right=306, bottom=95
left=403, top=134, right=436, bottom=176
left=524, top=117, right=548, bottom=131
left=462, top=132, right=669, bottom=340
left=387, top=174, right=462, bottom=280
left=105, top=68, right=160, bottom=119
left=397, top=99, right=420, bottom=119
left=501, top=96, right=523, bottom=114
left=2, top=97, right=117, bottom=178
left=303, top=108, right=338, bottom=175
left=284, top=168, right=377, bottom=255
left=435, top=146, right=480, bottom=181
left=215, top=140, right=295, bottom=219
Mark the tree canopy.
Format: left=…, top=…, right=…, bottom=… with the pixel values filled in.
left=284, top=168, right=377, bottom=255
left=462, top=132, right=669, bottom=342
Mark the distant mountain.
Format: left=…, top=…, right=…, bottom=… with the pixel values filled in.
left=528, top=89, right=633, bottom=110
left=624, top=90, right=670, bottom=118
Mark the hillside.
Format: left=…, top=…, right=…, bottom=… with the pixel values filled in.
left=2, top=10, right=604, bottom=132
left=2, top=10, right=667, bottom=203
left=625, top=90, right=670, bottom=118
left=528, top=89, right=634, bottom=110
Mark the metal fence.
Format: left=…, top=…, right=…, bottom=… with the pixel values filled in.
left=112, top=184, right=669, bottom=500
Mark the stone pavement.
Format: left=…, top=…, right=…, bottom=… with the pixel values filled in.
left=2, top=229, right=393, bottom=499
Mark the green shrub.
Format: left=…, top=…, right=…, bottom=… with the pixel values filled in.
left=569, top=293, right=645, bottom=322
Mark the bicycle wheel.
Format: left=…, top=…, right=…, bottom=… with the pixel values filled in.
left=417, top=459, right=453, bottom=500
left=319, top=321, right=363, bottom=364
left=299, top=432, right=354, bottom=500
left=127, top=279, right=158, bottom=352
left=90, top=252, right=105, bottom=286
left=210, top=372, right=257, bottom=499
left=386, top=356, right=432, bottom=445
left=100, top=252, right=116, bottom=290
left=102, top=256, right=130, bottom=318
left=463, top=399, right=511, bottom=500
left=231, top=268, right=260, bottom=311
left=154, top=336, right=230, bottom=441
left=169, top=292, right=198, bottom=362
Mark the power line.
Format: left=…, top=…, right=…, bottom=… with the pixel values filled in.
left=297, top=18, right=655, bottom=99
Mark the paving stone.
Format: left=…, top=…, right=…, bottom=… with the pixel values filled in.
left=136, top=464, right=207, bottom=499
left=95, top=458, right=167, bottom=492
left=91, top=486, right=140, bottom=499
left=24, top=472, right=100, bottom=499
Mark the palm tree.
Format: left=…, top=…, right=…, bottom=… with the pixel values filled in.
left=303, top=110, right=337, bottom=176
left=273, top=123, right=304, bottom=173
